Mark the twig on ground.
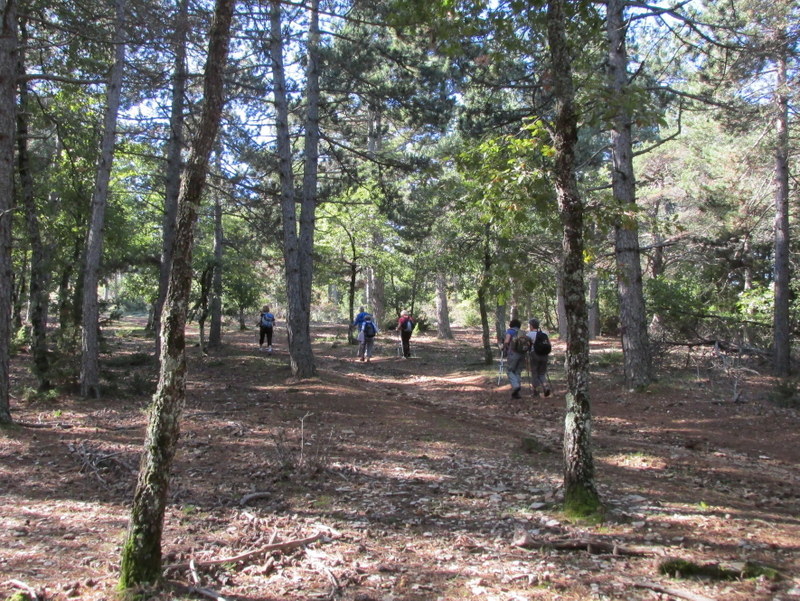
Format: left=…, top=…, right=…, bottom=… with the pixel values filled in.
left=2, top=579, right=41, bottom=600
left=189, top=585, right=229, bottom=601
left=165, top=531, right=325, bottom=571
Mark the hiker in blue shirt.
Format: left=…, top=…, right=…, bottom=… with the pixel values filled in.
left=258, top=305, right=275, bottom=353
left=357, top=314, right=378, bottom=362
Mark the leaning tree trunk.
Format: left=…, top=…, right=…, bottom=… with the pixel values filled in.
left=154, top=0, right=188, bottom=351
left=80, top=0, right=126, bottom=398
left=117, top=0, right=234, bottom=587
left=772, top=43, right=790, bottom=377
left=547, top=0, right=599, bottom=513
left=435, top=272, right=454, bottom=339
left=17, top=21, right=51, bottom=390
left=0, top=0, right=17, bottom=425
left=607, top=0, right=652, bottom=390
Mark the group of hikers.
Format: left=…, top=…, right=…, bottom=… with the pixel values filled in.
left=256, top=305, right=552, bottom=397
left=503, top=318, right=552, bottom=399
left=257, top=304, right=417, bottom=362
left=352, top=306, right=415, bottom=361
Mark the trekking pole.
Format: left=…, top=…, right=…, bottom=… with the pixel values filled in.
left=497, top=348, right=506, bottom=385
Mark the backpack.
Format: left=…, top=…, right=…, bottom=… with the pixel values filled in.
left=512, top=330, right=530, bottom=354
left=261, top=313, right=274, bottom=328
left=363, top=321, right=376, bottom=338
left=403, top=317, right=414, bottom=332
left=532, top=330, right=552, bottom=355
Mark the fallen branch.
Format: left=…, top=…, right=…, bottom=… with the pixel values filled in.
left=240, top=491, right=271, bottom=506
left=165, top=531, right=325, bottom=571
left=2, top=579, right=41, bottom=600
left=513, top=534, right=654, bottom=557
left=630, top=579, right=717, bottom=601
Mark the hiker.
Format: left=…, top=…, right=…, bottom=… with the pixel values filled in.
left=357, top=314, right=378, bottom=362
left=397, top=310, right=415, bottom=358
left=527, top=318, right=552, bottom=397
left=353, top=306, right=369, bottom=332
left=258, top=305, right=275, bottom=353
left=503, top=318, right=529, bottom=399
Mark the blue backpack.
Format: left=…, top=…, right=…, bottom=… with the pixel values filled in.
left=261, top=312, right=274, bottom=328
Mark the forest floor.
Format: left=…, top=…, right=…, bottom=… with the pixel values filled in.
left=2, top=320, right=800, bottom=601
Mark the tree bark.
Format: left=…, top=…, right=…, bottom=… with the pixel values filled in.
left=607, top=0, right=652, bottom=389
left=154, top=0, right=188, bottom=351
left=117, top=0, right=234, bottom=587
left=547, top=0, right=599, bottom=511
left=435, top=272, right=453, bottom=339
left=80, top=0, right=126, bottom=398
left=270, top=0, right=317, bottom=378
left=208, top=190, right=223, bottom=348
left=0, top=0, right=17, bottom=425
left=478, top=226, right=494, bottom=364
left=17, top=20, right=51, bottom=390
left=772, top=42, right=790, bottom=376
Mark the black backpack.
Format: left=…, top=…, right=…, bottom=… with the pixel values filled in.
left=533, top=331, right=552, bottom=355
left=363, top=321, right=376, bottom=338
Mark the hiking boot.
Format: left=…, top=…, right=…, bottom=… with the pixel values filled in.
left=511, top=387, right=521, bottom=399
left=544, top=387, right=551, bottom=397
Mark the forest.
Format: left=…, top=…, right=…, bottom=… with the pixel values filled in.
left=0, top=0, right=798, bottom=600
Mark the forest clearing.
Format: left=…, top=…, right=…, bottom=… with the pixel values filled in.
left=2, top=320, right=799, bottom=601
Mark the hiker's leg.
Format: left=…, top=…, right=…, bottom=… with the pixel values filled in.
left=266, top=327, right=273, bottom=347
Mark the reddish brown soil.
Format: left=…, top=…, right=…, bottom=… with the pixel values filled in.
left=1, top=322, right=799, bottom=601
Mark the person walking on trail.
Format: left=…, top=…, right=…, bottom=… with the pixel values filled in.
left=503, top=318, right=529, bottom=399
left=357, top=314, right=378, bottom=362
left=398, top=310, right=415, bottom=358
left=258, top=305, right=275, bottom=354
left=527, top=318, right=552, bottom=397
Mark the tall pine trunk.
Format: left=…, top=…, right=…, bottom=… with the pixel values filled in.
left=17, top=20, right=51, bottom=390
left=80, top=0, right=126, bottom=398
left=270, top=0, right=317, bottom=378
left=155, top=0, right=188, bottom=351
left=547, top=0, right=599, bottom=513
left=118, top=0, right=235, bottom=586
left=208, top=190, right=223, bottom=348
left=772, top=43, right=790, bottom=376
left=607, top=0, right=652, bottom=389
left=0, top=0, right=17, bottom=424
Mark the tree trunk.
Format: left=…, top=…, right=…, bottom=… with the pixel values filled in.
left=0, top=0, right=17, bottom=425
left=270, top=0, right=317, bottom=378
left=588, top=271, right=599, bottom=340
left=208, top=191, right=223, bottom=348
left=117, top=0, right=234, bottom=587
left=607, top=0, right=652, bottom=390
left=435, top=272, right=453, bottom=339
left=478, top=227, right=494, bottom=364
left=494, top=303, right=506, bottom=345
left=154, top=0, right=188, bottom=349
left=547, top=0, right=599, bottom=513
left=17, top=21, right=51, bottom=390
left=80, top=0, right=126, bottom=398
left=772, top=43, right=790, bottom=376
